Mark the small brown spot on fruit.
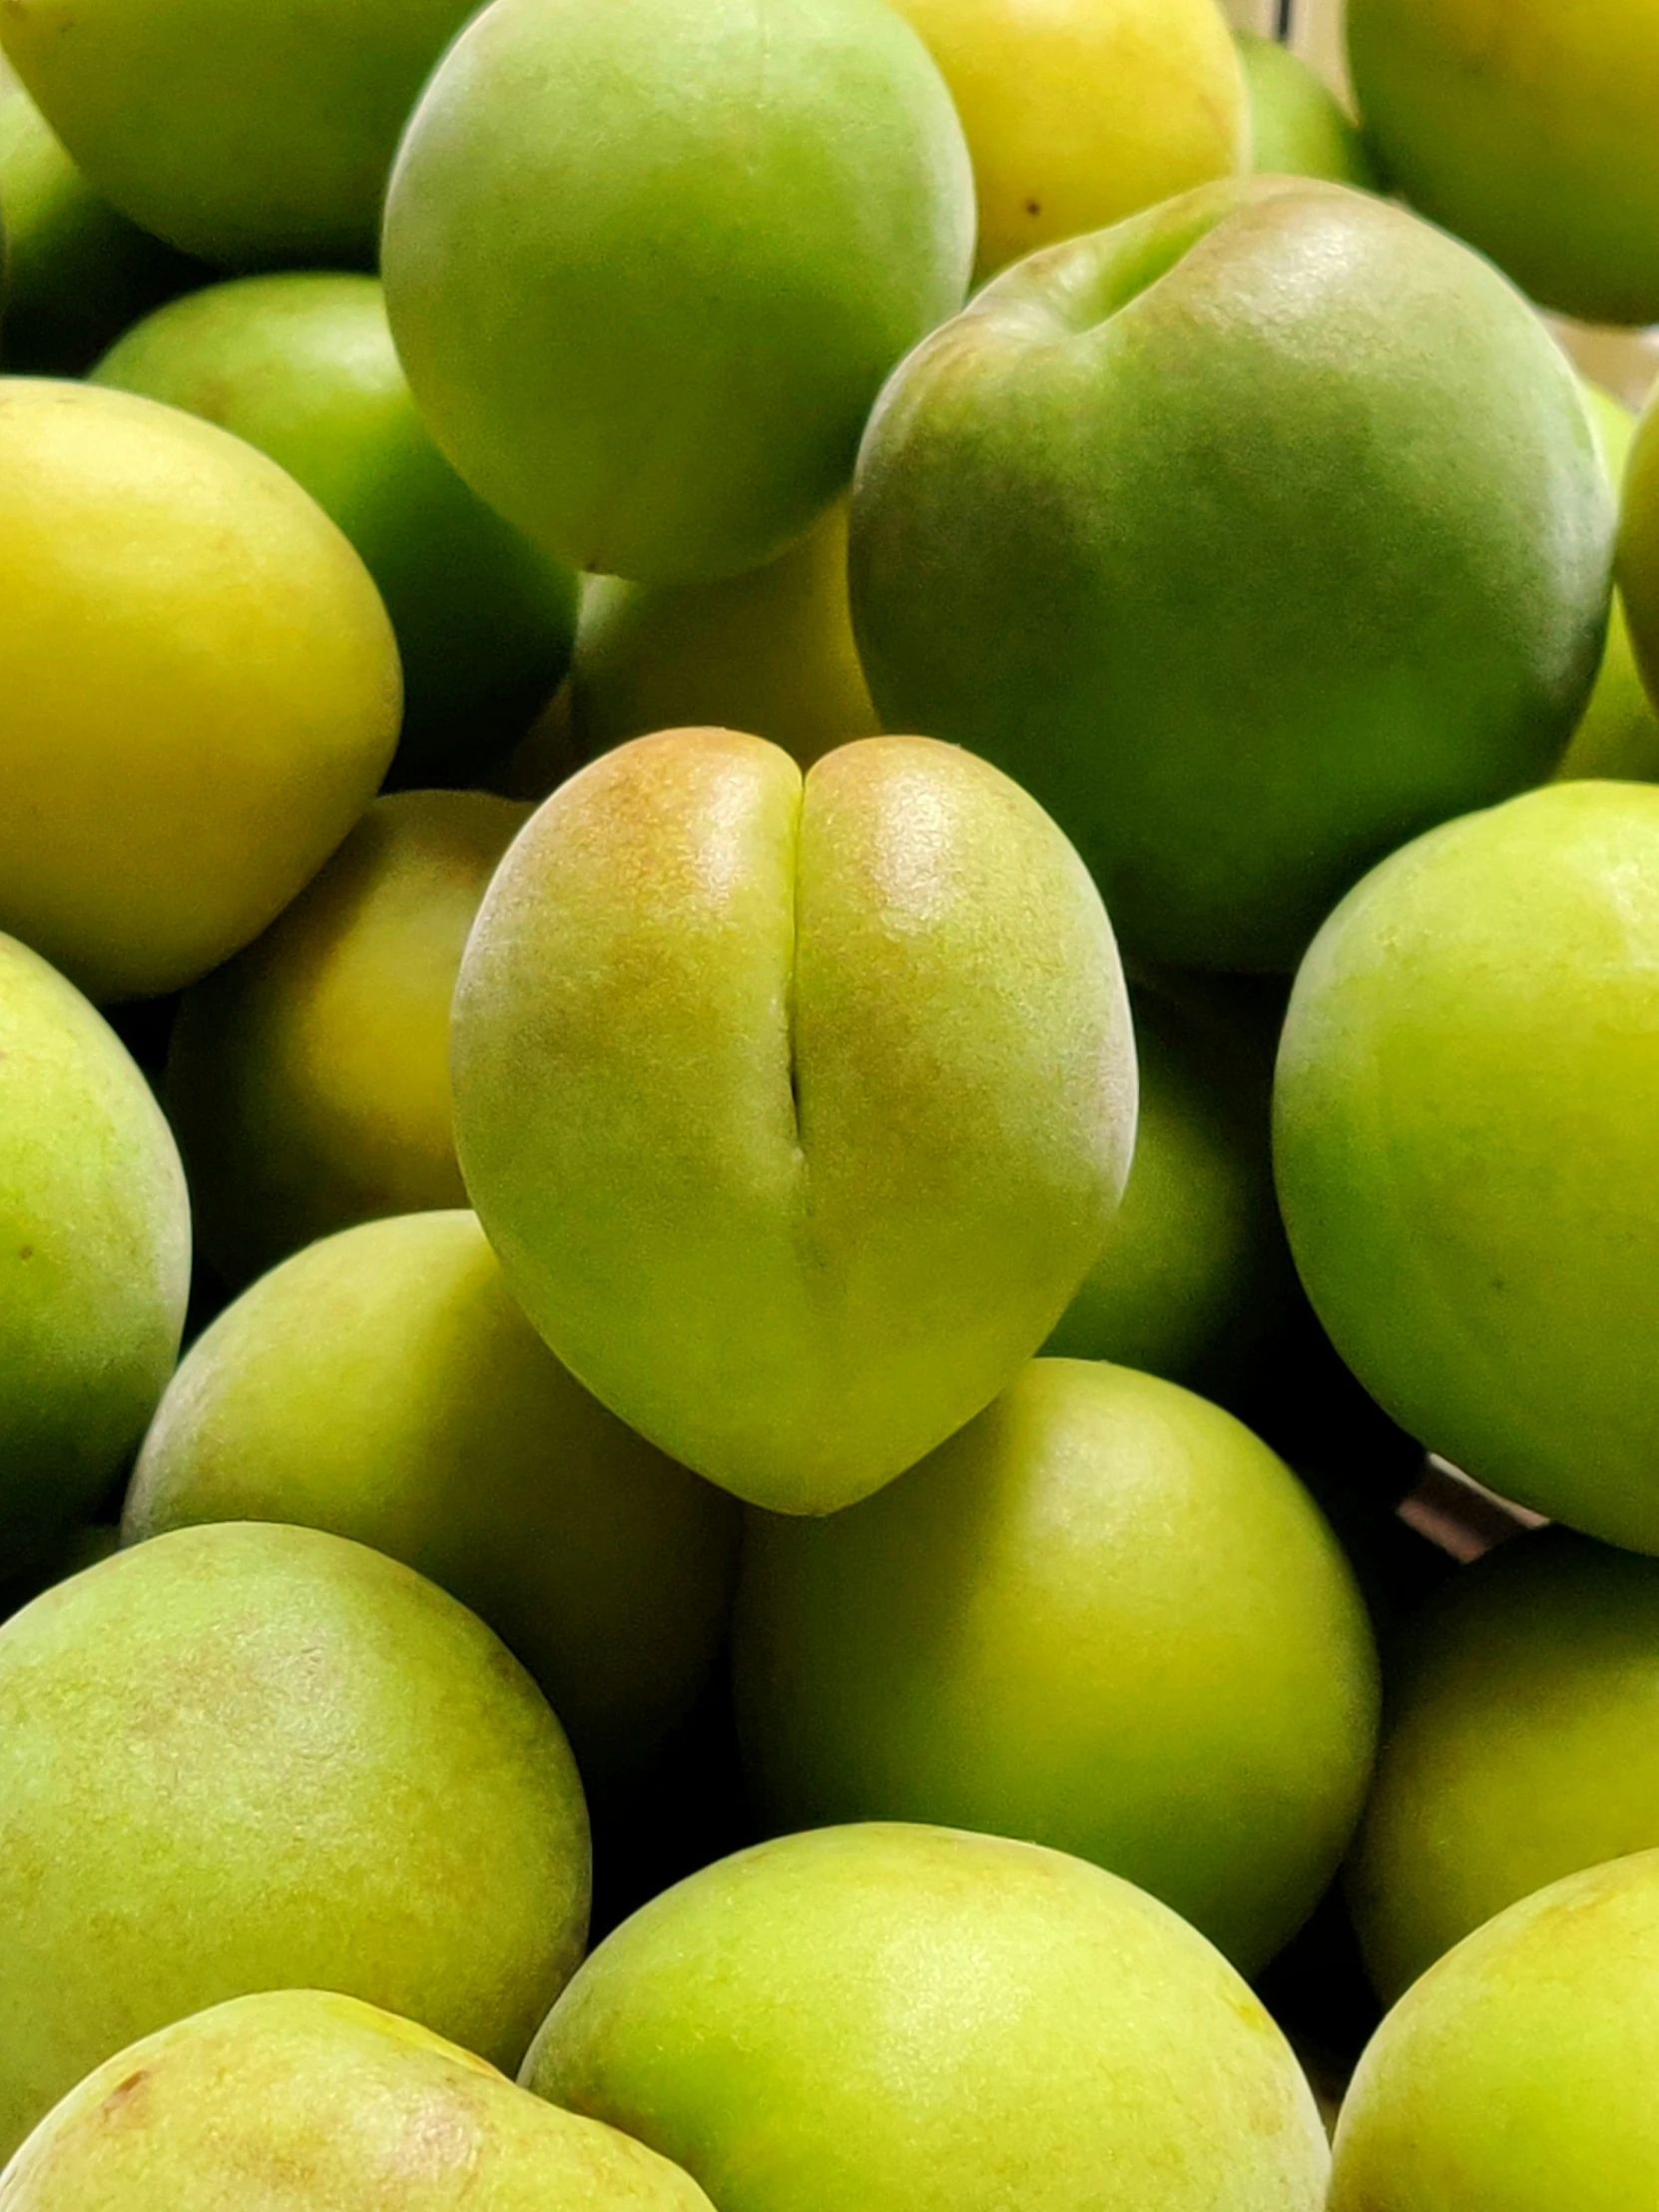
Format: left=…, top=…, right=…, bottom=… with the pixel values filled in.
left=18, top=1247, right=31, bottom=1260
left=1025, top=199, right=1041, bottom=216
left=100, top=2067, right=153, bottom=2122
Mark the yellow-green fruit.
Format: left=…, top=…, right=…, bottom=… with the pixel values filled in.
left=1236, top=33, right=1379, bottom=190
left=0, top=1521, right=590, bottom=2160
left=1614, top=378, right=1659, bottom=725
left=0, top=380, right=399, bottom=1002
left=1556, top=383, right=1659, bottom=781
left=886, top=0, right=1247, bottom=280
left=0, top=1990, right=718, bottom=2212
left=124, top=1211, right=739, bottom=1800
left=164, top=791, right=524, bottom=1288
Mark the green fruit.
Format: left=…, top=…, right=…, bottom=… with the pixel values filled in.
left=523, top=1824, right=1331, bottom=2212
left=0, top=1989, right=718, bottom=2212
left=381, top=0, right=974, bottom=584
left=734, top=1360, right=1379, bottom=1973
left=849, top=177, right=1612, bottom=971
left=1554, top=382, right=1659, bottom=782
left=0, top=933, right=188, bottom=1565
left=1274, top=781, right=1659, bottom=1551
left=451, top=731, right=1135, bottom=1516
left=1330, top=1851, right=1659, bottom=2211
left=1235, top=32, right=1380, bottom=189
left=124, top=1211, right=739, bottom=1801
left=0, top=1521, right=589, bottom=2159
left=1613, top=373, right=1659, bottom=726
left=93, top=276, right=578, bottom=788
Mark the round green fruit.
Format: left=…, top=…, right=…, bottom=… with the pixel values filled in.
left=1613, top=375, right=1659, bottom=729
left=1554, top=382, right=1659, bottom=783
left=1236, top=32, right=1379, bottom=189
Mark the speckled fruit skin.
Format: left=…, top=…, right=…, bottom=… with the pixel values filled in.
left=0, top=932, right=189, bottom=1567
left=849, top=177, right=1612, bottom=972
left=381, top=0, right=974, bottom=585
left=450, top=729, right=1135, bottom=1516
left=733, top=1360, right=1378, bottom=1974
left=0, top=1990, right=718, bottom=2212
left=124, top=1211, right=739, bottom=1802
left=0, top=1522, right=590, bottom=2161
left=1235, top=32, right=1379, bottom=189
left=1330, top=1852, right=1659, bottom=2212
left=1554, top=383, right=1659, bottom=783
left=1347, top=0, right=1659, bottom=328
left=522, top=1824, right=1331, bottom=2212
left=1274, top=781, right=1659, bottom=1553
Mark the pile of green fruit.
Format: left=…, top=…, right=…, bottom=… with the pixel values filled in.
left=5, top=0, right=1659, bottom=2203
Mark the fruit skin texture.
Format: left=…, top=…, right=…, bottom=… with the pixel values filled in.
left=1235, top=31, right=1379, bottom=190
left=523, top=1823, right=1330, bottom=2212
left=1554, top=383, right=1659, bottom=783
left=850, top=176, right=1612, bottom=972
left=0, top=1989, right=718, bottom=2212
left=0, top=1521, right=590, bottom=2160
left=124, top=1211, right=739, bottom=1801
left=0, top=379, right=399, bottom=1001
left=1613, top=377, right=1659, bottom=735
left=733, top=1359, right=1379, bottom=1974
left=93, top=276, right=578, bottom=788
left=1274, top=781, right=1659, bottom=1552
left=0, top=933, right=189, bottom=1565
left=451, top=729, right=1135, bottom=1517
left=163, top=791, right=526, bottom=1289
left=881, top=0, right=1245, bottom=282
left=1347, top=0, right=1659, bottom=328
left=381, top=0, right=974, bottom=585
left=1329, top=1851, right=1659, bottom=2212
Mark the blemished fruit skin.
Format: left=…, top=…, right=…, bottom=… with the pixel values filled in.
left=733, top=1360, right=1379, bottom=1974
left=0, top=933, right=189, bottom=1566
left=1329, top=1851, right=1659, bottom=2212
left=849, top=177, right=1613, bottom=972
left=92, top=276, right=579, bottom=789
left=0, top=1990, right=719, bottom=2212
left=522, top=1824, right=1331, bottom=2212
left=1613, top=381, right=1659, bottom=733
left=124, top=1211, right=740, bottom=1801
left=1347, top=0, right=1659, bottom=328
left=0, top=0, right=481, bottom=266
left=1555, top=383, right=1659, bottom=783
left=1275, top=781, right=1659, bottom=1551
left=163, top=791, right=527, bottom=1289
left=882, top=0, right=1246, bottom=282
left=0, top=1521, right=590, bottom=2161
left=381, top=0, right=974, bottom=585
left=450, top=729, right=1136, bottom=1517
left=0, top=378, right=399, bottom=1002
left=1235, top=32, right=1380, bottom=190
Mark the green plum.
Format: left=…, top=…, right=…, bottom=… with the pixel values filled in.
left=1613, top=372, right=1659, bottom=719
left=523, top=1824, right=1331, bottom=2212
left=381, top=0, right=974, bottom=584
left=1554, top=382, right=1659, bottom=781
left=850, top=177, right=1612, bottom=971
left=450, top=730, right=1135, bottom=1516
left=1236, top=32, right=1380, bottom=189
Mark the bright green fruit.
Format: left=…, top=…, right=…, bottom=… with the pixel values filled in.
left=124, top=1211, right=739, bottom=1800
left=1613, top=376, right=1659, bottom=727
left=93, top=276, right=578, bottom=788
left=734, top=1360, right=1378, bottom=1973
left=1330, top=1851, right=1659, bottom=2211
left=523, top=1824, right=1330, bottom=2212
left=0, top=0, right=481, bottom=265
left=0, top=1521, right=589, bottom=2160
left=850, top=177, right=1612, bottom=971
left=1275, top=781, right=1659, bottom=1551
left=163, top=790, right=526, bottom=1288
left=0, top=1989, right=717, bottom=2212
left=1554, top=382, right=1659, bottom=782
left=381, top=0, right=974, bottom=584
left=1347, top=0, right=1659, bottom=327
left=451, top=730, right=1134, bottom=1516
left=0, top=933, right=188, bottom=1566
left=1236, top=32, right=1379, bottom=189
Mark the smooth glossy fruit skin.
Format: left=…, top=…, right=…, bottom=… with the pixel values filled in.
left=451, top=729, right=1135, bottom=1516
left=850, top=177, right=1613, bottom=972
left=1554, top=382, right=1659, bottom=782
left=124, top=1211, right=739, bottom=1801
left=734, top=1361, right=1378, bottom=1974
left=1330, top=1852, right=1659, bottom=2212
left=163, top=791, right=525, bottom=1288
left=0, top=379, right=399, bottom=1001
left=381, top=0, right=974, bottom=585
left=1347, top=0, right=1659, bottom=328
left=93, top=276, right=578, bottom=787
left=0, top=1990, right=718, bottom=2212
left=883, top=0, right=1245, bottom=282
left=1275, top=781, right=1659, bottom=1552
left=0, top=1521, right=590, bottom=2160
left=523, top=1824, right=1330, bottom=2212
left=0, top=0, right=481, bottom=266
left=1235, top=32, right=1379, bottom=189
left=0, top=933, right=189, bottom=1566
left=1614, top=377, right=1659, bottom=732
